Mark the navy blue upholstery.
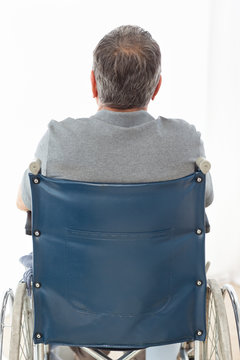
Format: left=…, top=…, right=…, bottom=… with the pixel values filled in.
left=29, top=171, right=206, bottom=348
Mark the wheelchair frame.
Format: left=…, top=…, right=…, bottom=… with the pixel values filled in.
left=1, top=158, right=240, bottom=360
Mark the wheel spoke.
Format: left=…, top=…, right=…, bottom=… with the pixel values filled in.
left=201, top=280, right=233, bottom=360
left=8, top=283, right=34, bottom=360
left=20, top=321, right=30, bottom=359
left=20, top=295, right=33, bottom=359
left=19, top=341, right=28, bottom=360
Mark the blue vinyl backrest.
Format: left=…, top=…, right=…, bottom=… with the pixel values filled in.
left=29, top=171, right=206, bottom=348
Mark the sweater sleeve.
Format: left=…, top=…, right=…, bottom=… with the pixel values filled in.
left=21, top=128, right=49, bottom=211
left=198, top=136, right=214, bottom=207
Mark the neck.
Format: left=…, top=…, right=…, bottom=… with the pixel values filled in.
left=98, top=105, right=148, bottom=112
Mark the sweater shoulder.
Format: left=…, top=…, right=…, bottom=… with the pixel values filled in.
left=159, top=116, right=196, bottom=130
left=47, top=117, right=91, bottom=134
left=158, top=116, right=201, bottom=138
left=48, top=116, right=89, bottom=127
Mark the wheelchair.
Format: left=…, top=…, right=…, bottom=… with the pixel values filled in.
left=1, top=158, right=240, bottom=360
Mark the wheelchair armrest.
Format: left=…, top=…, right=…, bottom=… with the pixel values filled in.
left=25, top=210, right=32, bottom=235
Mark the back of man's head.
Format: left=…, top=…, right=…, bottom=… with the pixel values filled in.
left=93, top=25, right=161, bottom=110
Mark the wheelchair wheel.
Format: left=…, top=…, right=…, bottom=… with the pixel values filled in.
left=200, top=279, right=233, bottom=360
left=9, top=282, right=34, bottom=360
left=0, top=288, right=14, bottom=360
left=222, top=284, right=240, bottom=357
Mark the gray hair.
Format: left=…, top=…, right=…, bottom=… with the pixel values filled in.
left=92, top=25, right=161, bottom=110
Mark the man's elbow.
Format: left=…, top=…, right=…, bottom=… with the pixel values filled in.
left=16, top=187, right=30, bottom=211
left=16, top=199, right=29, bottom=211
left=205, top=191, right=214, bottom=208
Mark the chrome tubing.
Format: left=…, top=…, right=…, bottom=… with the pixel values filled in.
left=222, top=283, right=240, bottom=349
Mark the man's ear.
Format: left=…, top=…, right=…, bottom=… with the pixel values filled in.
left=152, top=75, right=162, bottom=101
left=91, top=70, right=98, bottom=98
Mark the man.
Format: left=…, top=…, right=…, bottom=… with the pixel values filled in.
left=17, top=25, right=213, bottom=360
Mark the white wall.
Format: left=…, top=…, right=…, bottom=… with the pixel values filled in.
left=204, top=0, right=240, bottom=284
left=0, top=0, right=239, bottom=299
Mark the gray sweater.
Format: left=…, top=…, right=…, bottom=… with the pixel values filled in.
left=21, top=109, right=213, bottom=210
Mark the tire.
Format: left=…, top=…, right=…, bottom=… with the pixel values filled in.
left=222, top=284, right=240, bottom=357
left=9, top=282, right=34, bottom=360
left=0, top=288, right=14, bottom=360
left=200, top=279, right=233, bottom=359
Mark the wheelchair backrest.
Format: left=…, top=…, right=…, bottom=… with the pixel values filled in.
left=29, top=171, right=206, bottom=348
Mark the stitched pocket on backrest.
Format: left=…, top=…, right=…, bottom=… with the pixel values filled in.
left=64, top=227, right=174, bottom=317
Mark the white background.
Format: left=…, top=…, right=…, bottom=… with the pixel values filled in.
left=0, top=0, right=240, bottom=299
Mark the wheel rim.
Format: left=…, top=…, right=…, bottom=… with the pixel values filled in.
left=222, top=284, right=240, bottom=358
left=9, top=282, right=34, bottom=360
left=202, top=279, right=232, bottom=360
left=19, top=293, right=33, bottom=360
left=0, top=289, right=14, bottom=360
left=206, top=287, right=222, bottom=359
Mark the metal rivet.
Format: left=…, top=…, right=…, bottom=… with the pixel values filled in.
left=196, top=330, right=203, bottom=336
left=34, top=230, right=40, bottom=237
left=196, top=280, right=203, bottom=286
left=34, top=282, right=41, bottom=288
left=196, top=228, right=202, bottom=235
left=36, top=333, right=42, bottom=339
left=196, top=177, right=202, bottom=183
left=33, top=177, right=40, bottom=184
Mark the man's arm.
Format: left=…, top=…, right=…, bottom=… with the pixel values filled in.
left=197, top=132, right=214, bottom=207
left=205, top=172, right=214, bottom=207
left=16, top=126, right=50, bottom=212
left=16, top=185, right=30, bottom=211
